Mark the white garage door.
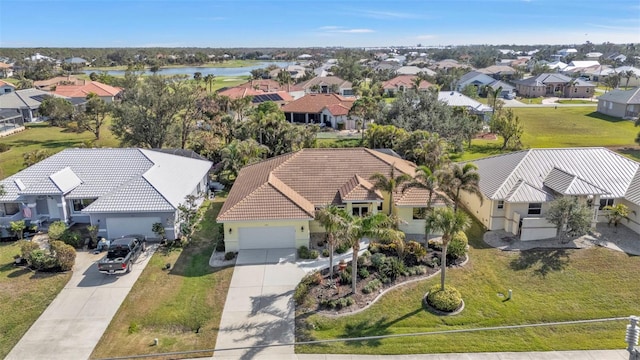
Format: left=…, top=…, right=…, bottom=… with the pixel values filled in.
left=106, top=217, right=161, bottom=239
left=238, top=226, right=296, bottom=249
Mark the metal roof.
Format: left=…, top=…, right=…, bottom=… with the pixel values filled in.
left=438, top=91, right=493, bottom=112
left=470, top=148, right=640, bottom=205
left=597, top=87, right=640, bottom=105
left=543, top=167, right=609, bottom=196
left=504, top=180, right=555, bottom=203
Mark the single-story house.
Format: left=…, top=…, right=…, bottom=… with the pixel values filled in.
left=396, top=66, right=436, bottom=77
left=216, top=148, right=446, bottom=251
left=217, top=87, right=293, bottom=106
left=0, top=80, right=15, bottom=95
left=235, top=79, right=287, bottom=92
left=281, top=93, right=356, bottom=129
left=514, top=73, right=595, bottom=98
left=0, top=109, right=25, bottom=136
left=34, top=76, right=84, bottom=91
left=597, top=87, right=640, bottom=119
left=477, top=65, right=517, bottom=80
left=296, top=76, right=354, bottom=97
left=0, top=148, right=212, bottom=240
left=0, top=88, right=79, bottom=122
left=0, top=62, right=13, bottom=78
left=53, top=81, right=122, bottom=103
left=459, top=148, right=640, bottom=241
left=616, top=66, right=640, bottom=87
left=455, top=71, right=497, bottom=93
left=382, top=75, right=432, bottom=96
left=437, top=91, right=493, bottom=121
left=63, top=57, right=88, bottom=65
left=486, top=80, right=516, bottom=98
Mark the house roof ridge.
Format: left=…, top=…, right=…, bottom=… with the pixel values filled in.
left=267, top=173, right=315, bottom=216
left=490, top=149, right=533, bottom=199
left=364, top=148, right=415, bottom=175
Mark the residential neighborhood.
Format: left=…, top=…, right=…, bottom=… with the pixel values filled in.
left=0, top=1, right=639, bottom=359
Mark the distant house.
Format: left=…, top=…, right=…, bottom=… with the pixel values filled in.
left=381, top=75, right=432, bottom=96
left=0, top=109, right=25, bottom=137
left=477, top=65, right=517, bottom=80
left=34, top=76, right=84, bottom=91
left=616, top=66, right=640, bottom=87
left=24, top=53, right=55, bottom=62
left=236, top=79, right=287, bottom=92
left=281, top=93, right=355, bottom=129
left=456, top=71, right=496, bottom=93
left=513, top=73, right=595, bottom=98
left=597, top=87, right=640, bottom=120
left=0, top=89, right=78, bottom=122
left=296, top=76, right=353, bottom=97
left=486, top=80, right=515, bottom=99
left=0, top=62, right=13, bottom=78
left=217, top=87, right=292, bottom=106
left=0, top=80, right=16, bottom=95
left=437, top=91, right=493, bottom=121
left=63, top=57, right=88, bottom=65
left=585, top=52, right=603, bottom=59
left=430, top=59, right=471, bottom=71
left=53, top=81, right=122, bottom=103
left=396, top=66, right=436, bottom=77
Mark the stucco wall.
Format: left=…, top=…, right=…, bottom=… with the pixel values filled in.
left=223, top=219, right=311, bottom=252
left=616, top=199, right=640, bottom=235
left=520, top=217, right=557, bottom=241
left=459, top=190, right=493, bottom=229
left=597, top=100, right=627, bottom=118
left=90, top=211, right=176, bottom=240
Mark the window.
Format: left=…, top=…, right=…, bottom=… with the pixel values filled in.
left=0, top=203, right=19, bottom=216
left=377, top=202, right=383, bottom=211
left=352, top=203, right=369, bottom=217
left=413, top=208, right=427, bottom=220
left=71, top=198, right=96, bottom=212
left=586, top=88, right=590, bottom=93
left=528, top=202, right=542, bottom=215
left=574, top=88, right=578, bottom=93
left=599, top=198, right=614, bottom=210
left=497, top=200, right=504, bottom=209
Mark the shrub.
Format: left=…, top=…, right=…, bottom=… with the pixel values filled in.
left=48, top=221, right=67, bottom=241
left=370, top=252, right=387, bottom=271
left=224, top=251, right=236, bottom=261
left=407, top=265, right=428, bottom=276
left=335, top=241, right=350, bottom=254
left=27, top=249, right=57, bottom=271
left=362, top=279, right=382, bottom=294
left=426, top=284, right=462, bottom=312
left=0, top=143, right=10, bottom=152
left=50, top=240, right=76, bottom=271
left=10, top=220, right=25, bottom=240
left=447, top=231, right=468, bottom=260
left=322, top=248, right=330, bottom=257
left=361, top=250, right=371, bottom=258
left=404, top=240, right=428, bottom=266
left=60, top=230, right=82, bottom=248
left=216, top=240, right=225, bottom=252
left=339, top=269, right=352, bottom=285
left=428, top=239, right=442, bottom=251
left=20, top=240, right=40, bottom=259
left=380, top=257, right=405, bottom=280
left=298, top=246, right=318, bottom=259
left=294, top=283, right=309, bottom=305
left=309, top=250, right=319, bottom=259
left=152, top=222, right=166, bottom=239
left=358, top=267, right=369, bottom=279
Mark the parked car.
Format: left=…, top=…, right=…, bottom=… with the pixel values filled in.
left=97, top=234, right=146, bottom=274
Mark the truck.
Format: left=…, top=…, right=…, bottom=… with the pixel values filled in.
left=97, top=234, right=147, bottom=274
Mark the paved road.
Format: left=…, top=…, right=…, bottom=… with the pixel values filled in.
left=213, top=248, right=305, bottom=360
left=502, top=98, right=598, bottom=108
left=6, top=245, right=156, bottom=360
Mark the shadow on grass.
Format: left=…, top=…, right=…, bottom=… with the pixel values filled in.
left=509, top=249, right=570, bottom=278
left=338, top=307, right=423, bottom=347
left=584, top=111, right=631, bottom=124
left=613, top=147, right=640, bottom=161
left=7, top=266, right=31, bottom=278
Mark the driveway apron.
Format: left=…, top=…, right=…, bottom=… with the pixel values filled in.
left=6, top=245, right=156, bottom=360
left=214, top=248, right=305, bottom=359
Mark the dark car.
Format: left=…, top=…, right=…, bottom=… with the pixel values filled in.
left=97, top=234, right=147, bottom=274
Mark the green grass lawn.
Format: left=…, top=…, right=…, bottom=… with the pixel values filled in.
left=296, top=220, right=640, bottom=354
left=557, top=99, right=597, bottom=104
left=88, top=60, right=262, bottom=71
left=518, top=97, right=545, bottom=104
left=0, top=242, right=71, bottom=358
left=91, top=198, right=233, bottom=359
left=0, top=120, right=120, bottom=177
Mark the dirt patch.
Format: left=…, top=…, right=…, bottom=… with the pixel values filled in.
left=474, top=132, right=498, bottom=140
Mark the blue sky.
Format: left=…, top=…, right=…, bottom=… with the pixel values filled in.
left=1, top=0, right=638, bottom=48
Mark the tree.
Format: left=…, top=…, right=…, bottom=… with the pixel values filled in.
left=546, top=197, right=593, bottom=241
left=193, top=71, right=202, bottom=86
left=177, top=194, right=203, bottom=241
left=23, top=149, right=51, bottom=167
left=348, top=96, right=379, bottom=134
left=410, top=133, right=450, bottom=170
left=38, top=96, right=75, bottom=126
left=602, top=203, right=636, bottom=229
left=621, top=70, right=637, bottom=89
left=603, top=73, right=620, bottom=90
left=218, top=139, right=269, bottom=184
left=440, top=162, right=482, bottom=212
left=338, top=211, right=401, bottom=294
left=364, top=124, right=408, bottom=150
left=170, top=80, right=206, bottom=149
left=314, top=205, right=348, bottom=284
left=403, top=165, right=440, bottom=242
left=489, top=108, right=523, bottom=150
left=369, top=166, right=412, bottom=215
left=204, top=74, right=216, bottom=92
left=531, top=63, right=551, bottom=76
left=461, top=84, right=479, bottom=99
left=331, top=52, right=364, bottom=82
left=276, top=69, right=292, bottom=92
left=486, top=86, right=503, bottom=118
left=425, top=207, right=470, bottom=291
left=77, top=93, right=110, bottom=139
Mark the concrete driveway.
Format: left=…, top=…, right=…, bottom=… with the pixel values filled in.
left=213, top=248, right=305, bottom=360
left=6, top=245, right=156, bottom=360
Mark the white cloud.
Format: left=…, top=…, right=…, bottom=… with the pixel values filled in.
left=317, top=26, right=374, bottom=34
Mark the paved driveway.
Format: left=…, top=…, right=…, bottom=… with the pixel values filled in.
left=6, top=245, right=156, bottom=360
left=213, top=248, right=305, bottom=360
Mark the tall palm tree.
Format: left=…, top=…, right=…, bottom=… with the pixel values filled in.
left=315, top=205, right=348, bottom=283
left=440, top=163, right=483, bottom=212
left=622, top=70, right=636, bottom=89
left=204, top=74, right=216, bottom=92
left=339, top=211, right=402, bottom=294
left=276, top=69, right=293, bottom=92
left=425, top=207, right=471, bottom=291
left=402, top=165, right=439, bottom=241
left=369, top=166, right=412, bottom=216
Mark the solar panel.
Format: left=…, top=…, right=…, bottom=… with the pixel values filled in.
left=252, top=94, right=283, bottom=103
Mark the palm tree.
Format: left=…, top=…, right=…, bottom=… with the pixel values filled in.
left=411, top=133, right=450, bottom=170
left=403, top=165, right=439, bottom=241
left=487, top=86, right=503, bottom=118
left=315, top=205, right=348, bottom=284
left=276, top=69, right=292, bottom=92
left=602, top=203, right=636, bottom=228
left=339, top=211, right=402, bottom=294
left=16, top=76, right=33, bottom=90
left=621, top=70, right=636, bottom=89
left=440, top=163, right=483, bottom=212
left=369, top=166, right=412, bottom=216
left=425, top=207, right=471, bottom=291
left=204, top=74, right=216, bottom=92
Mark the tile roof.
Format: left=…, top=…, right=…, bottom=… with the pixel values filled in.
left=0, top=80, right=15, bottom=88
left=395, top=187, right=447, bottom=207
left=235, top=79, right=285, bottom=92
left=0, top=148, right=212, bottom=213
left=597, top=87, right=640, bottom=105
left=625, top=169, right=640, bottom=206
left=0, top=88, right=68, bottom=109
left=281, top=93, right=355, bottom=114
left=217, top=148, right=427, bottom=222
left=457, top=71, right=495, bottom=86
left=217, top=87, right=292, bottom=102
left=296, top=76, right=352, bottom=90
left=53, top=81, right=122, bottom=98
left=469, top=148, right=640, bottom=205
left=382, top=75, right=432, bottom=90
left=339, top=175, right=383, bottom=202
left=477, top=65, right=516, bottom=75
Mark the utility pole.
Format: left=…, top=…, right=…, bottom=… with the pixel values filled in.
left=627, top=316, right=639, bottom=360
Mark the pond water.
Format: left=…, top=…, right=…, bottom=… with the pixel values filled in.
left=83, top=61, right=294, bottom=77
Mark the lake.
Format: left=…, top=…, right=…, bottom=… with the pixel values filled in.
left=83, top=61, right=294, bottom=78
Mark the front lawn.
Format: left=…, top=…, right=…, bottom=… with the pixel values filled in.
left=0, top=241, right=71, bottom=358
left=296, top=221, right=640, bottom=354
left=91, top=198, right=233, bottom=359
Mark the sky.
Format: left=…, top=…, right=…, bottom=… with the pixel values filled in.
left=1, top=0, right=639, bottom=48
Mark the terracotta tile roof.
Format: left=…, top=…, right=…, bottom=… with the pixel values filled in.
left=382, top=75, right=432, bottom=90
left=281, top=93, right=355, bottom=114
left=395, top=187, right=447, bottom=206
left=217, top=87, right=293, bottom=102
left=53, top=81, right=122, bottom=98
left=218, top=148, right=424, bottom=222
left=339, top=175, right=383, bottom=202
left=0, top=80, right=15, bottom=87
left=33, top=76, right=84, bottom=90
left=0, top=62, right=12, bottom=69
left=325, top=103, right=351, bottom=116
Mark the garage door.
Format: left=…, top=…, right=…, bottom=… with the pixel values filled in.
left=106, top=217, right=161, bottom=239
left=238, top=226, right=296, bottom=249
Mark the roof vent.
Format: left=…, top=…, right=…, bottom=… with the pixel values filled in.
left=14, top=179, right=26, bottom=191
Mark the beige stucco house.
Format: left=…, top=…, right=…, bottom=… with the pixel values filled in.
left=514, top=73, right=595, bottom=98
left=459, top=148, right=640, bottom=241
left=217, top=148, right=446, bottom=252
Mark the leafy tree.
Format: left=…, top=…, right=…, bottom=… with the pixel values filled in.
left=546, top=197, right=593, bottom=240
left=489, top=108, right=523, bottom=150
left=23, top=149, right=51, bottom=167
left=531, top=63, right=551, bottom=76
left=363, top=124, right=408, bottom=150
left=39, top=96, right=75, bottom=126
left=439, top=162, right=482, bottom=212
left=425, top=207, right=470, bottom=290
left=603, top=73, right=620, bottom=90
left=193, top=71, right=202, bottom=85
left=177, top=194, right=203, bottom=242
left=461, top=84, right=479, bottom=99
left=602, top=203, right=636, bottom=229
left=77, top=93, right=110, bottom=139
left=369, top=166, right=412, bottom=215
left=16, top=76, right=34, bottom=90
left=89, top=72, right=98, bottom=81
left=169, top=80, right=206, bottom=149
left=331, top=52, right=364, bottom=82
left=621, top=70, right=637, bottom=89
left=314, top=205, right=348, bottom=284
